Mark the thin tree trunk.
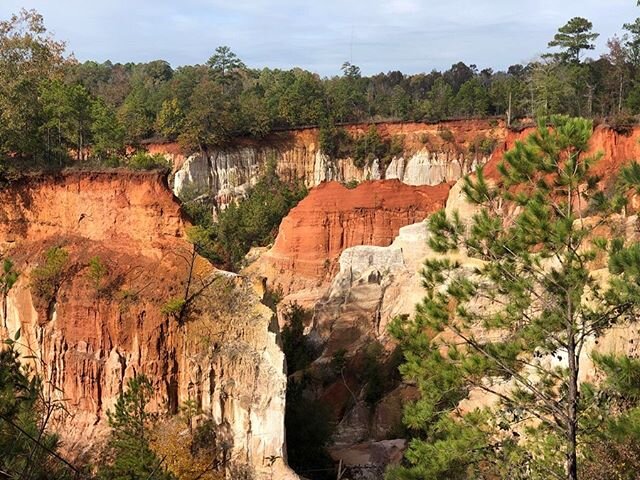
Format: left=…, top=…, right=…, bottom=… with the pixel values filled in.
left=619, top=75, right=624, bottom=113
left=566, top=314, right=578, bottom=480
left=566, top=182, right=579, bottom=480
left=587, top=84, right=594, bottom=117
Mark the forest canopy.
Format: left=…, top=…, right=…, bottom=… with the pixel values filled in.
left=2, top=9, right=640, bottom=175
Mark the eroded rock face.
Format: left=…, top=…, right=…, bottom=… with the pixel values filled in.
left=0, top=171, right=295, bottom=479
left=251, top=180, right=450, bottom=296
left=165, top=119, right=504, bottom=203
left=241, top=122, right=640, bottom=478
left=314, top=222, right=434, bottom=349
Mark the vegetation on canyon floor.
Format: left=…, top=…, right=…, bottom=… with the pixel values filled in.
left=389, top=116, right=640, bottom=480
left=183, top=159, right=306, bottom=271
left=4, top=9, right=640, bottom=175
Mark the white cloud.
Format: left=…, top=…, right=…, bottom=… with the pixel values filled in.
left=0, top=0, right=638, bottom=75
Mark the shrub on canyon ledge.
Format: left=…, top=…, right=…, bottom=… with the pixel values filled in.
left=318, top=123, right=352, bottom=159
left=319, top=123, right=404, bottom=170
left=161, top=297, right=185, bottom=317
left=88, top=255, right=108, bottom=293
left=30, top=246, right=69, bottom=303
left=352, top=126, right=404, bottom=169
left=127, top=151, right=171, bottom=171
left=468, top=134, right=497, bottom=157
left=438, top=127, right=455, bottom=143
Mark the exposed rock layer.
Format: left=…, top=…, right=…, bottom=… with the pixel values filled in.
left=257, top=122, right=640, bottom=477
left=250, top=180, right=450, bottom=295
left=0, top=171, right=295, bottom=479
left=158, top=119, right=501, bottom=202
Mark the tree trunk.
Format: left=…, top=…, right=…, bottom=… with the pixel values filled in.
left=566, top=296, right=579, bottom=480
left=619, top=75, right=624, bottom=113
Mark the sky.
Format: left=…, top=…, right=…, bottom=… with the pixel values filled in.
left=1, top=0, right=639, bottom=76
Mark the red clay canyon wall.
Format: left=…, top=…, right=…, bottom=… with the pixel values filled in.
left=251, top=179, right=450, bottom=295
left=0, top=171, right=295, bottom=480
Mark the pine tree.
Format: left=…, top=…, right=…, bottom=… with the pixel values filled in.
left=547, top=17, right=599, bottom=64
left=389, top=116, right=640, bottom=480
left=99, top=375, right=174, bottom=480
left=0, top=344, right=75, bottom=479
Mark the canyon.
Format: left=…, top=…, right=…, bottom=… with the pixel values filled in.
left=2, top=119, right=640, bottom=479
left=0, top=171, right=295, bottom=479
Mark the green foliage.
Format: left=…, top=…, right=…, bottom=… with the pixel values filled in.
left=281, top=303, right=314, bottom=373
left=420, top=77, right=454, bottom=121
left=207, top=46, right=246, bottom=84
left=592, top=353, right=640, bottom=402
left=438, top=128, right=455, bottom=143
left=390, top=116, right=640, bottom=479
left=117, top=83, right=155, bottom=143
left=155, top=98, right=184, bottom=140
left=88, top=256, right=108, bottom=292
left=351, top=126, right=404, bottom=169
left=0, top=347, right=75, bottom=479
left=90, top=98, right=125, bottom=162
left=318, top=123, right=352, bottom=159
left=186, top=162, right=306, bottom=270
left=161, top=297, right=186, bottom=317
left=40, top=79, right=93, bottom=162
left=3, top=10, right=640, bottom=171
left=30, top=246, right=68, bottom=303
left=179, top=398, right=199, bottom=449
left=547, top=17, right=599, bottom=63
left=578, top=354, right=640, bottom=478
left=469, top=134, right=498, bottom=157
left=0, top=9, right=70, bottom=172
left=99, top=375, right=174, bottom=480
left=623, top=18, right=640, bottom=67
left=178, top=77, right=233, bottom=151
left=180, top=186, right=213, bottom=228
left=1, top=258, right=18, bottom=296
left=455, top=77, right=490, bottom=117
left=127, top=151, right=171, bottom=171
